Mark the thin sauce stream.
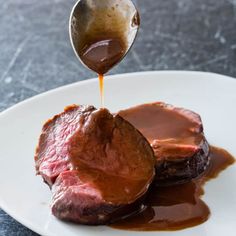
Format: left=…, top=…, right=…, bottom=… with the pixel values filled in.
left=99, top=74, right=104, bottom=107
left=80, top=36, right=126, bottom=107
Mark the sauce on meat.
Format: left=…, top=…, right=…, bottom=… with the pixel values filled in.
left=68, top=106, right=155, bottom=205
left=110, top=103, right=235, bottom=230
left=111, top=146, right=235, bottom=231
left=118, top=102, right=202, bottom=144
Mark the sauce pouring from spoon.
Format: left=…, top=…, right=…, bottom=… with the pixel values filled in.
left=69, top=0, right=140, bottom=107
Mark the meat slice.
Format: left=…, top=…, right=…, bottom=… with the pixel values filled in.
left=118, top=102, right=210, bottom=185
left=35, top=105, right=155, bottom=224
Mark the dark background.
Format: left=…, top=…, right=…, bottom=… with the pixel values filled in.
left=0, top=0, right=235, bottom=235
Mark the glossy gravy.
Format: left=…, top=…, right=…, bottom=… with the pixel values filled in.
left=80, top=35, right=126, bottom=107
left=111, top=146, right=234, bottom=231
left=72, top=4, right=129, bottom=107
left=80, top=37, right=125, bottom=107
left=111, top=103, right=235, bottom=231
left=80, top=37, right=126, bottom=75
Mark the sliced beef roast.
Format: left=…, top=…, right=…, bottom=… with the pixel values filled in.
left=35, top=105, right=155, bottom=224
left=118, top=102, right=210, bottom=185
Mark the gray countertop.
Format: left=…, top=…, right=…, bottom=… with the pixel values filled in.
left=0, top=0, right=236, bottom=235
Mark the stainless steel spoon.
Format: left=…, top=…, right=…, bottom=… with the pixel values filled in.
left=69, top=0, right=140, bottom=74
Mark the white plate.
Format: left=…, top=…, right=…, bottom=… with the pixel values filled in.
left=0, top=71, right=236, bottom=236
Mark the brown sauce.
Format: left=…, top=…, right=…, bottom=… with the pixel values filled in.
left=80, top=36, right=126, bottom=107
left=118, top=102, right=202, bottom=145
left=110, top=103, right=235, bottom=231
left=72, top=6, right=129, bottom=75
left=99, top=74, right=104, bottom=107
left=72, top=7, right=128, bottom=107
left=111, top=146, right=235, bottom=231
left=80, top=37, right=126, bottom=75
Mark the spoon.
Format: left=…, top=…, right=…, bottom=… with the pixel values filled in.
left=69, top=0, right=140, bottom=75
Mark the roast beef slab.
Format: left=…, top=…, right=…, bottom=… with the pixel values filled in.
left=35, top=105, right=155, bottom=224
left=118, top=102, right=210, bottom=185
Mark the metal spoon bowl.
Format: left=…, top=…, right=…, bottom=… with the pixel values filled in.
left=69, top=0, right=140, bottom=73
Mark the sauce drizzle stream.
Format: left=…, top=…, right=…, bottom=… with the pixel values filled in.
left=80, top=36, right=126, bottom=107
left=71, top=3, right=137, bottom=107
left=99, top=74, right=104, bottom=107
